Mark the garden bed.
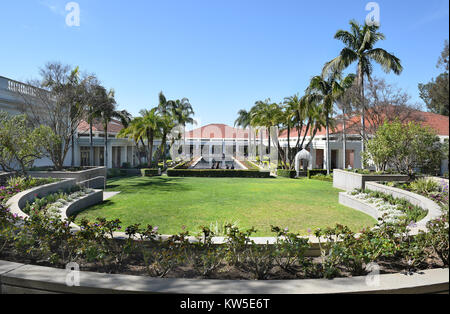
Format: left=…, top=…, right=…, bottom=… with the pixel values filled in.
left=27, top=166, right=107, bottom=189
left=0, top=175, right=448, bottom=290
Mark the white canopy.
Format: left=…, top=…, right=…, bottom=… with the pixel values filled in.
left=295, top=149, right=311, bottom=176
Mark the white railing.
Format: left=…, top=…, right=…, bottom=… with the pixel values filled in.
left=7, top=79, right=37, bottom=97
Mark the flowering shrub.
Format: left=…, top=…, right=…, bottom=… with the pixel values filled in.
left=0, top=177, right=58, bottom=204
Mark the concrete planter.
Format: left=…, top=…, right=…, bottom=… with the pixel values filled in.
left=6, top=179, right=77, bottom=219
left=333, top=169, right=410, bottom=191
left=5, top=179, right=103, bottom=224
left=28, top=167, right=107, bottom=189
left=365, top=182, right=443, bottom=232
left=0, top=260, right=447, bottom=294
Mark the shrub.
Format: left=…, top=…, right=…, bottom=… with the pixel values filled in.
left=410, top=178, right=440, bottom=195
left=309, top=173, right=333, bottom=182
left=277, top=169, right=297, bottom=178
left=121, top=162, right=132, bottom=169
left=141, top=169, right=160, bottom=177
left=307, top=169, right=329, bottom=179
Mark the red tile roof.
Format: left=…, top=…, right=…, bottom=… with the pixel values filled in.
left=78, top=110, right=448, bottom=139
left=185, top=124, right=249, bottom=139
left=77, top=119, right=124, bottom=134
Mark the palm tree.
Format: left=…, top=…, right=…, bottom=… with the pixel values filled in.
left=96, top=88, right=117, bottom=168
left=157, top=113, right=176, bottom=169
left=140, top=108, right=162, bottom=168
left=322, top=20, right=403, bottom=168
left=234, top=109, right=251, bottom=129
left=171, top=98, right=195, bottom=156
left=283, top=95, right=303, bottom=167
left=79, top=75, right=100, bottom=166
left=306, top=72, right=355, bottom=174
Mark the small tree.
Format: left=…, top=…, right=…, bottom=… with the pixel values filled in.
left=0, top=112, right=53, bottom=174
left=363, top=121, right=443, bottom=175
left=18, top=62, right=86, bottom=170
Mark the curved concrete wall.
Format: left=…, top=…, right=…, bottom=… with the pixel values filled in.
left=28, top=167, right=107, bottom=189
left=0, top=260, right=447, bottom=294
left=6, top=179, right=76, bottom=219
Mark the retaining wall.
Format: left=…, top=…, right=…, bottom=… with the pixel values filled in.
left=0, top=260, right=447, bottom=294
left=333, top=169, right=410, bottom=191
left=28, top=167, right=107, bottom=189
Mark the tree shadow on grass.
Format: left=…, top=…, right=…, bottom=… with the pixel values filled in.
left=109, top=177, right=191, bottom=194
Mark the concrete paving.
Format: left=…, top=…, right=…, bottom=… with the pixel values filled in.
left=103, top=191, right=120, bottom=200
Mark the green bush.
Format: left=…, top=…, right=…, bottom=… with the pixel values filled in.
left=167, top=169, right=272, bottom=178
left=277, top=169, right=297, bottom=178
left=107, top=168, right=122, bottom=178
left=310, top=174, right=333, bottom=182
left=141, top=169, right=161, bottom=177
left=307, top=169, right=329, bottom=178
left=410, top=178, right=440, bottom=195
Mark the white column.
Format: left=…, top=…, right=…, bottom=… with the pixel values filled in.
left=107, top=144, right=113, bottom=168
left=120, top=146, right=127, bottom=167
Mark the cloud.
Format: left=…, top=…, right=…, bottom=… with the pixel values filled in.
left=39, top=0, right=66, bottom=17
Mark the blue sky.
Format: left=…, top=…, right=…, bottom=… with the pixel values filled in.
left=0, top=0, right=448, bottom=127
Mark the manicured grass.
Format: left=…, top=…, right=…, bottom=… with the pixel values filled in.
left=75, top=176, right=377, bottom=236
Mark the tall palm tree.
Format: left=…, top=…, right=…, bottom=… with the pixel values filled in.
left=157, top=113, right=176, bottom=169
left=283, top=95, right=303, bottom=166
left=322, top=20, right=403, bottom=168
left=79, top=75, right=100, bottom=166
left=139, top=108, right=162, bottom=168
left=306, top=72, right=355, bottom=174
left=171, top=98, right=195, bottom=156
left=97, top=88, right=117, bottom=168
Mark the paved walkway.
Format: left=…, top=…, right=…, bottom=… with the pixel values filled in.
left=103, top=191, right=120, bottom=201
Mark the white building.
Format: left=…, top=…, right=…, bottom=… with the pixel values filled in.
left=0, top=75, right=139, bottom=169
left=1, top=75, right=449, bottom=173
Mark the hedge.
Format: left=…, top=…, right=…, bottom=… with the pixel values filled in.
left=277, top=169, right=297, bottom=178
left=141, top=169, right=161, bottom=177
left=307, top=169, right=331, bottom=178
left=107, top=168, right=124, bottom=178
left=167, top=169, right=272, bottom=178
left=277, top=169, right=309, bottom=178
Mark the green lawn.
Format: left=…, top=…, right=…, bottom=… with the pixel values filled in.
left=75, top=176, right=377, bottom=236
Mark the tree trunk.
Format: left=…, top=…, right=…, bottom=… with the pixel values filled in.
left=71, top=134, right=75, bottom=167
left=359, top=64, right=366, bottom=169
left=89, top=119, right=94, bottom=166
left=342, top=107, right=347, bottom=169
left=147, top=131, right=154, bottom=168
left=326, top=112, right=330, bottom=175
left=104, top=123, right=108, bottom=168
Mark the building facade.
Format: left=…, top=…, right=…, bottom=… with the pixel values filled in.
left=1, top=75, right=449, bottom=173
left=0, top=75, right=139, bottom=169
